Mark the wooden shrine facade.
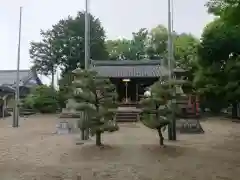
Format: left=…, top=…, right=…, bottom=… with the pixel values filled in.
left=89, top=60, right=187, bottom=105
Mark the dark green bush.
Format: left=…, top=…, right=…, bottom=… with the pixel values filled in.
left=23, top=85, right=59, bottom=113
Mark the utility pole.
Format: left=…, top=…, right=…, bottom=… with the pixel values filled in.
left=13, top=7, right=23, bottom=128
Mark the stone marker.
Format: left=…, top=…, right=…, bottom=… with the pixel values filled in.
left=56, top=121, right=70, bottom=134
left=177, top=119, right=204, bottom=134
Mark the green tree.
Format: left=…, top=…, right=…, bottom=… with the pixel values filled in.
left=30, top=11, right=109, bottom=108
left=146, top=25, right=200, bottom=70
left=140, top=79, right=184, bottom=146
left=30, top=30, right=59, bottom=87
left=23, top=85, right=59, bottom=113
left=106, top=28, right=148, bottom=60
left=106, top=39, right=133, bottom=60
left=58, top=73, right=75, bottom=108
left=195, top=18, right=240, bottom=114
left=174, top=33, right=199, bottom=77
left=106, top=24, right=198, bottom=72
left=72, top=68, right=119, bottom=146
left=207, top=0, right=240, bottom=25
left=30, top=11, right=108, bottom=80
left=140, top=81, right=170, bottom=146
left=131, top=28, right=148, bottom=59
left=106, top=26, right=167, bottom=61
left=224, top=55, right=240, bottom=117
left=145, top=25, right=169, bottom=60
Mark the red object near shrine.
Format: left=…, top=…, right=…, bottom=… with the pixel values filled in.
left=187, top=94, right=199, bottom=116
left=195, top=96, right=199, bottom=116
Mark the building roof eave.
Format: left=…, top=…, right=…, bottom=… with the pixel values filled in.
left=89, top=60, right=186, bottom=78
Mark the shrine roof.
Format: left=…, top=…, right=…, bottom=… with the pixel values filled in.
left=0, top=69, right=43, bottom=88
left=90, top=60, right=185, bottom=78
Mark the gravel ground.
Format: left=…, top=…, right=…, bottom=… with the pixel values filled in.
left=0, top=115, right=240, bottom=180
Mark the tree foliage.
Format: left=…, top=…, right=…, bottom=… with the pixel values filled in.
left=30, top=11, right=109, bottom=89
left=23, top=85, right=59, bottom=113
left=106, top=24, right=199, bottom=72
left=72, top=68, right=119, bottom=146
left=106, top=28, right=148, bottom=60
left=195, top=18, right=240, bottom=114
left=140, top=79, right=184, bottom=146
left=174, top=33, right=199, bottom=69
left=58, top=73, right=75, bottom=108
left=30, top=30, right=59, bottom=76
left=145, top=25, right=169, bottom=59
left=106, top=39, right=134, bottom=60
left=207, top=0, right=240, bottom=25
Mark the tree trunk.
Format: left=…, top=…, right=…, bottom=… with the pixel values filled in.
left=84, top=129, right=89, bottom=140
left=51, top=71, right=54, bottom=89
left=81, top=129, right=85, bottom=140
left=157, top=128, right=164, bottom=146
left=0, top=103, right=3, bottom=117
left=167, top=124, right=173, bottom=140
left=95, top=131, right=102, bottom=146
left=232, top=102, right=238, bottom=119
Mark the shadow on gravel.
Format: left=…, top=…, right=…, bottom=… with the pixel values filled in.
left=67, top=143, right=196, bottom=164
left=139, top=144, right=196, bottom=158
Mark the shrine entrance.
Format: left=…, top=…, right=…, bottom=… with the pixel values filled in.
left=89, top=59, right=187, bottom=106
left=110, top=77, right=158, bottom=104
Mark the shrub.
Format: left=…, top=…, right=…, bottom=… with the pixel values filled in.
left=23, top=85, right=59, bottom=113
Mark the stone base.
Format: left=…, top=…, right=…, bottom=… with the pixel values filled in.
left=55, top=121, right=71, bottom=135
left=60, top=108, right=84, bottom=118
left=59, top=113, right=81, bottom=118
left=232, top=119, right=240, bottom=123
left=0, top=109, right=11, bottom=118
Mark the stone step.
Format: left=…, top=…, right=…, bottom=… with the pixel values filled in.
left=115, top=111, right=139, bottom=122
left=116, top=112, right=139, bottom=116
left=116, top=115, right=138, bottom=119
left=116, top=118, right=138, bottom=122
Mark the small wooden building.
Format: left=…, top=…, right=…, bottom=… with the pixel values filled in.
left=90, top=60, right=186, bottom=105
left=0, top=69, right=42, bottom=117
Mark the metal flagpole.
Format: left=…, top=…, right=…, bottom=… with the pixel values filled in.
left=13, top=6, right=23, bottom=127
left=170, top=0, right=177, bottom=141
left=167, top=0, right=176, bottom=140
left=167, top=0, right=173, bottom=94
left=84, top=0, right=90, bottom=140
left=171, top=0, right=174, bottom=58
left=85, top=0, right=90, bottom=70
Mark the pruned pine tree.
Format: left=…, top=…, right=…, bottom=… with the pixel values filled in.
left=72, top=68, right=119, bottom=146
left=140, top=79, right=185, bottom=146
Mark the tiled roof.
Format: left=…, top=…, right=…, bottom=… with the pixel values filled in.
left=91, top=65, right=168, bottom=77
left=0, top=69, right=42, bottom=86
left=91, top=60, right=163, bottom=66
left=0, top=85, right=15, bottom=93
left=90, top=60, right=183, bottom=78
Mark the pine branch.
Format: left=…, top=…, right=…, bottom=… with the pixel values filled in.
left=72, top=69, right=119, bottom=139
left=73, top=91, right=96, bottom=104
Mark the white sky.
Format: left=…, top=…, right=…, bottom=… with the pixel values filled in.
left=0, top=0, right=214, bottom=84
